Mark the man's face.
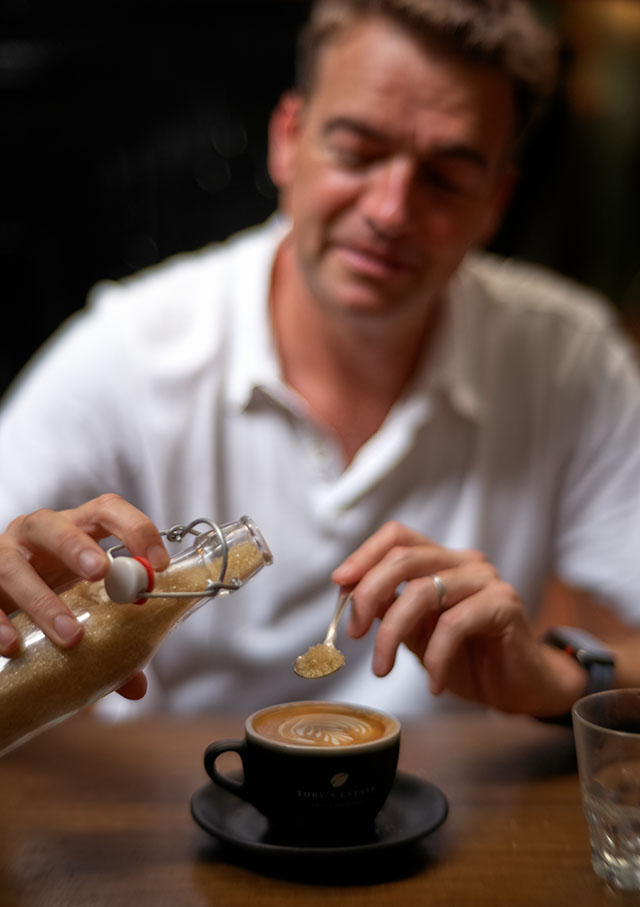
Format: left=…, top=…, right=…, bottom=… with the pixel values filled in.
left=272, top=16, right=517, bottom=322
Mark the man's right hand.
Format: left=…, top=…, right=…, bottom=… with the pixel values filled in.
left=0, top=494, right=169, bottom=695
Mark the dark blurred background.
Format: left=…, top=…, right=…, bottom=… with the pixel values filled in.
left=1, top=0, right=639, bottom=397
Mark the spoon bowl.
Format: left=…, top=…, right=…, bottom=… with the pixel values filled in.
left=293, top=589, right=352, bottom=679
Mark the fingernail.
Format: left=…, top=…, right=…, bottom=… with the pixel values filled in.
left=0, top=624, right=18, bottom=652
left=78, top=549, right=105, bottom=578
left=53, top=614, right=83, bottom=645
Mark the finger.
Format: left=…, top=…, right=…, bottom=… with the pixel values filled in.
left=0, top=546, right=85, bottom=649
left=116, top=672, right=148, bottom=700
left=424, top=580, right=520, bottom=694
left=15, top=497, right=169, bottom=583
left=371, top=561, right=499, bottom=676
left=334, top=516, right=485, bottom=585
left=0, top=611, right=20, bottom=656
left=65, top=494, right=169, bottom=571
left=332, top=522, right=432, bottom=586
left=15, top=508, right=111, bottom=581
left=347, top=544, right=487, bottom=638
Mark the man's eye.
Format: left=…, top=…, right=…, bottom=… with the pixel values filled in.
left=421, top=166, right=476, bottom=196
left=330, top=145, right=374, bottom=168
left=424, top=170, right=464, bottom=193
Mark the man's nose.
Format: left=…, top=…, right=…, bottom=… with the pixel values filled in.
left=362, top=157, right=413, bottom=238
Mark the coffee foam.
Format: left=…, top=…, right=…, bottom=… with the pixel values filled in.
left=251, top=702, right=395, bottom=748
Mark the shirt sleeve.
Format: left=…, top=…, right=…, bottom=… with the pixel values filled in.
left=552, top=325, right=640, bottom=623
left=0, top=287, right=140, bottom=530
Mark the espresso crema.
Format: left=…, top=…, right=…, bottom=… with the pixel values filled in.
left=252, top=702, right=394, bottom=747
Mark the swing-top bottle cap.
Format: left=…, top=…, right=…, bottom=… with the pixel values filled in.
left=105, top=556, right=155, bottom=604
left=103, top=517, right=271, bottom=604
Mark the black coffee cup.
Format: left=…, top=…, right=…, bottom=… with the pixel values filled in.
left=204, top=700, right=401, bottom=843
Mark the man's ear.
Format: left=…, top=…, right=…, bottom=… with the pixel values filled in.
left=477, top=163, right=519, bottom=247
left=267, top=91, right=304, bottom=197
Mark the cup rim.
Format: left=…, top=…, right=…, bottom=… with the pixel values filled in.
left=572, top=688, right=640, bottom=735
left=245, top=699, right=401, bottom=754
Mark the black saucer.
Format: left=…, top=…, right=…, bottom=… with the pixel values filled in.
left=190, top=771, right=448, bottom=860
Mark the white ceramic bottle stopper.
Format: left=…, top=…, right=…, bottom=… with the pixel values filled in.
left=104, top=556, right=155, bottom=604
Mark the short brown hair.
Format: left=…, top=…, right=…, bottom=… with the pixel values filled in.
left=295, top=0, right=558, bottom=147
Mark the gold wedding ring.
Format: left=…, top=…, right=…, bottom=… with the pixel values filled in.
left=430, top=573, right=448, bottom=609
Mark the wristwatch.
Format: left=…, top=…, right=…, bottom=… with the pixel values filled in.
left=536, top=626, right=615, bottom=725
left=543, top=625, right=616, bottom=696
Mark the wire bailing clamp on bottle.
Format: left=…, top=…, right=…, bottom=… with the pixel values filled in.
left=104, top=518, right=242, bottom=605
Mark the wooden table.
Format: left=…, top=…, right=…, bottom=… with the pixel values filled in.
left=0, top=708, right=630, bottom=906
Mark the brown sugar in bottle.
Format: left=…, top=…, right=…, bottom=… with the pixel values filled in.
left=0, top=516, right=272, bottom=756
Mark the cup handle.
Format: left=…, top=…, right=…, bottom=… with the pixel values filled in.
left=204, top=739, right=249, bottom=799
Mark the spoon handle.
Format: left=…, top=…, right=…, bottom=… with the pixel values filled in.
left=324, top=589, right=353, bottom=647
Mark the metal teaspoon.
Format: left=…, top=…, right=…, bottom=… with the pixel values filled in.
left=293, top=589, right=353, bottom=678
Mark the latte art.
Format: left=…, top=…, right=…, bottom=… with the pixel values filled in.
left=278, top=714, right=373, bottom=746
left=252, top=702, right=394, bottom=748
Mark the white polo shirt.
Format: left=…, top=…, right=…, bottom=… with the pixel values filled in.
left=1, top=216, right=640, bottom=718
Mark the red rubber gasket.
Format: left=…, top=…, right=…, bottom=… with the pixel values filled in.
left=131, top=556, right=155, bottom=604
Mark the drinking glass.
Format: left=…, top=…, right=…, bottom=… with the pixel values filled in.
left=572, top=689, right=640, bottom=890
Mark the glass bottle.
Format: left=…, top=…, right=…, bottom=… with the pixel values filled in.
left=0, top=515, right=272, bottom=757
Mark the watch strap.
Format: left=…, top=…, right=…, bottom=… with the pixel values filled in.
left=582, top=654, right=616, bottom=696
left=536, top=626, right=615, bottom=725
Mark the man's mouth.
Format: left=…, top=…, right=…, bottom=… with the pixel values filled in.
left=334, top=242, right=418, bottom=279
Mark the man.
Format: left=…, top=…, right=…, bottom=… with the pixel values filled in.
left=1, top=0, right=639, bottom=720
